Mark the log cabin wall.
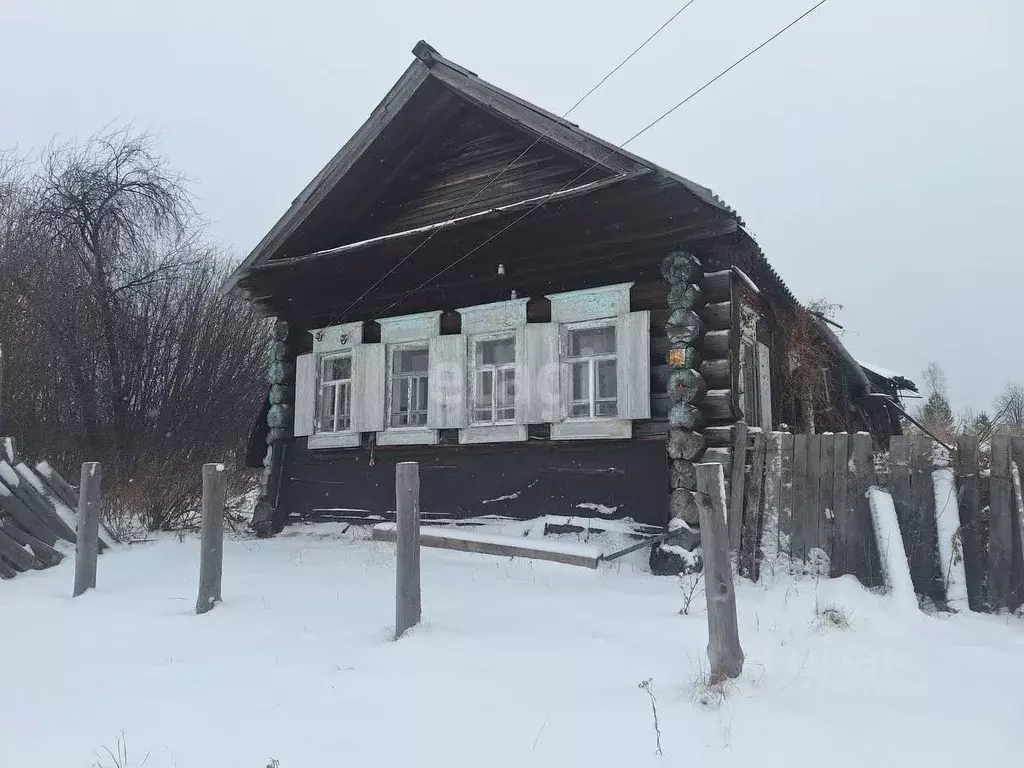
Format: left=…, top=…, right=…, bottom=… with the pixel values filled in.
left=268, top=278, right=674, bottom=531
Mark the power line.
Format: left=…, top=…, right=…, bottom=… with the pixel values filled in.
left=330, top=0, right=702, bottom=326
left=373, top=0, right=833, bottom=320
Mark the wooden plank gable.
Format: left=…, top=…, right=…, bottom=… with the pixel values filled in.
left=354, top=107, right=608, bottom=241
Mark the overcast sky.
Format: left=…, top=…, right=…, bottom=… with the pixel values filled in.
left=4, top=0, right=1021, bottom=412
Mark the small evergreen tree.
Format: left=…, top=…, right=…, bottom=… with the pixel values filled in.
left=971, top=411, right=993, bottom=436
left=916, top=362, right=956, bottom=441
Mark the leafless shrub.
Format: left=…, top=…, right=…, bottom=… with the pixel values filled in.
left=678, top=572, right=705, bottom=615
left=0, top=128, right=268, bottom=532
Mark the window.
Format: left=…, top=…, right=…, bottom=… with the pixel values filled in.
left=317, top=353, right=352, bottom=432
left=471, top=336, right=516, bottom=424
left=390, top=346, right=429, bottom=427
left=566, top=324, right=617, bottom=419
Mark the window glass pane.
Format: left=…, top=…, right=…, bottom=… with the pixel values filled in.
left=396, top=348, right=428, bottom=374
left=596, top=359, right=617, bottom=400
left=319, top=385, right=336, bottom=430
left=571, top=361, right=589, bottom=402
left=477, top=337, right=515, bottom=366
left=322, top=355, right=351, bottom=382
left=596, top=400, right=618, bottom=417
left=415, top=377, right=429, bottom=424
left=337, top=382, right=351, bottom=430
left=331, top=356, right=351, bottom=380
left=570, top=402, right=590, bottom=417
left=569, top=325, right=615, bottom=357
left=498, top=368, right=515, bottom=409
left=476, top=369, right=493, bottom=412
left=391, top=377, right=409, bottom=426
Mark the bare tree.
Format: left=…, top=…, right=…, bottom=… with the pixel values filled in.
left=993, top=383, right=1024, bottom=436
left=0, top=128, right=268, bottom=533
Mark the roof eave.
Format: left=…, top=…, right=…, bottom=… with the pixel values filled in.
left=222, top=58, right=432, bottom=295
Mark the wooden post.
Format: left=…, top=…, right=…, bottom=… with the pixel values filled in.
left=196, top=463, right=227, bottom=615
left=696, top=462, right=744, bottom=681
left=73, top=462, right=101, bottom=597
left=395, top=461, right=421, bottom=639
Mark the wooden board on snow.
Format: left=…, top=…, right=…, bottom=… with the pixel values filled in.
left=372, top=523, right=603, bottom=569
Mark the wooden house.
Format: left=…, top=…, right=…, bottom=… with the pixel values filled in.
left=228, top=42, right=909, bottom=546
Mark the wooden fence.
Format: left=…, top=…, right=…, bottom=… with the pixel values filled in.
left=0, top=447, right=116, bottom=581
left=736, top=430, right=1024, bottom=612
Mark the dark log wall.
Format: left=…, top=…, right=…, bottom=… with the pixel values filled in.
left=357, top=108, right=606, bottom=240
left=273, top=279, right=671, bottom=530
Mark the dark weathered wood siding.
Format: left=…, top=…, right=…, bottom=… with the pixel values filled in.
left=356, top=108, right=606, bottom=240
left=273, top=280, right=671, bottom=528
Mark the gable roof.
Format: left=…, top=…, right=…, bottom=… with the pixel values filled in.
left=224, top=41, right=743, bottom=294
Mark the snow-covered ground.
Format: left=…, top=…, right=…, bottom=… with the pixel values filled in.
left=2, top=524, right=1023, bottom=768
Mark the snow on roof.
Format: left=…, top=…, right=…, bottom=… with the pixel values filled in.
left=856, top=359, right=906, bottom=382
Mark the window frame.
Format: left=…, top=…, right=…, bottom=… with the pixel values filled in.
left=306, top=321, right=364, bottom=450
left=315, top=351, right=353, bottom=434
left=386, top=342, right=431, bottom=430
left=468, top=331, right=518, bottom=427
left=562, top=319, right=619, bottom=422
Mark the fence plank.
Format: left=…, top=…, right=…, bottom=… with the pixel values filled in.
left=0, top=527, right=43, bottom=571
left=955, top=436, right=984, bottom=610
left=831, top=434, right=850, bottom=577
left=779, top=433, right=794, bottom=561
left=0, top=486, right=58, bottom=546
left=791, top=434, right=808, bottom=563
left=760, top=432, right=784, bottom=564
left=804, top=434, right=823, bottom=565
left=912, top=437, right=943, bottom=603
left=0, top=520, right=63, bottom=567
left=819, top=434, right=837, bottom=570
left=728, top=422, right=749, bottom=554
left=850, top=432, right=880, bottom=585
left=741, top=432, right=767, bottom=580
left=888, top=436, right=914, bottom=591
left=1010, top=437, right=1024, bottom=609
left=989, top=435, right=1014, bottom=611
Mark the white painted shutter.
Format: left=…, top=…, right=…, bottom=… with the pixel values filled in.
left=351, top=344, right=386, bottom=433
left=523, top=323, right=560, bottom=424
left=293, top=353, right=316, bottom=437
left=513, top=326, right=527, bottom=423
left=427, top=335, right=468, bottom=429
left=757, top=341, right=772, bottom=431
left=616, top=310, right=651, bottom=420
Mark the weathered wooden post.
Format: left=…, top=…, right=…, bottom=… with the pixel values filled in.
left=72, top=462, right=101, bottom=597
left=695, top=462, right=744, bottom=681
left=395, top=461, right=421, bottom=639
left=196, top=463, right=227, bottom=615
